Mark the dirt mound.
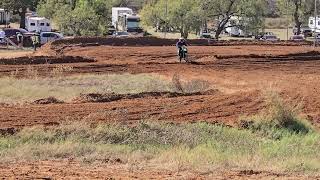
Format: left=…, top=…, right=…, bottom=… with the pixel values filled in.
left=73, top=90, right=218, bottom=103
left=215, top=51, right=320, bottom=61
left=52, top=37, right=312, bottom=47
left=33, top=97, right=64, bottom=105
left=51, top=37, right=208, bottom=47
left=0, top=56, right=95, bottom=65
left=286, top=50, right=320, bottom=57
left=38, top=37, right=312, bottom=56
left=0, top=127, right=17, bottom=136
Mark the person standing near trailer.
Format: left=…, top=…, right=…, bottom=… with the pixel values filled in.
left=32, top=33, right=40, bottom=51
left=31, top=33, right=37, bottom=51
left=0, top=29, right=5, bottom=44
left=16, top=32, right=23, bottom=47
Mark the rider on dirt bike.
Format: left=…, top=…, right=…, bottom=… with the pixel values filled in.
left=176, top=38, right=188, bottom=62
left=176, top=38, right=187, bottom=54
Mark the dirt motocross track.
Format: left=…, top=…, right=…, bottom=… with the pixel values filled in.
left=2, top=38, right=320, bottom=178
left=1, top=38, right=320, bottom=130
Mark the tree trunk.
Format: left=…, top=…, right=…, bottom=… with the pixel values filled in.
left=215, top=27, right=223, bottom=40
left=180, top=28, right=184, bottom=38
left=19, top=8, right=27, bottom=29
left=293, top=1, right=302, bottom=35
left=215, top=18, right=229, bottom=40
left=183, top=30, right=189, bottom=39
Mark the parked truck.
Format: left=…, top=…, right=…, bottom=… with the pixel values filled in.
left=112, top=7, right=143, bottom=33
left=0, top=9, right=10, bottom=25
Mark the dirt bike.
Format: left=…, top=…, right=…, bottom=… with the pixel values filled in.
left=178, top=45, right=189, bottom=63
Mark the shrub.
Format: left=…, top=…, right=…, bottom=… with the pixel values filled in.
left=240, top=91, right=314, bottom=138
left=171, top=73, right=210, bottom=93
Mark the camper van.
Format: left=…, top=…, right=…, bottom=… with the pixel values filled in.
left=25, top=16, right=51, bottom=32
left=112, top=7, right=133, bottom=27
left=112, top=7, right=142, bottom=33
left=0, top=9, right=10, bottom=25
left=308, top=16, right=320, bottom=33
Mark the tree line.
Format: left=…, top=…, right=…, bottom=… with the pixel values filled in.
left=0, top=0, right=319, bottom=38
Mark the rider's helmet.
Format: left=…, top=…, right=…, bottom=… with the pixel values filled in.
left=179, top=37, right=184, bottom=42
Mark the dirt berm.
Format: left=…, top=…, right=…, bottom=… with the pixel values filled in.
left=73, top=90, right=218, bottom=103
left=215, top=51, right=320, bottom=61
left=39, top=37, right=313, bottom=55
left=0, top=56, right=95, bottom=65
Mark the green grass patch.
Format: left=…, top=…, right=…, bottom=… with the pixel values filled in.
left=240, top=91, right=314, bottom=140
left=0, top=121, right=319, bottom=174
left=0, top=73, right=211, bottom=104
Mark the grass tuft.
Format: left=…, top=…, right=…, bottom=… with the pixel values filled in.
left=171, top=73, right=210, bottom=93
left=240, top=91, right=314, bottom=139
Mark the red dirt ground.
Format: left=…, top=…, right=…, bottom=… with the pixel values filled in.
left=0, top=160, right=316, bottom=179
left=2, top=40, right=320, bottom=178
left=1, top=45, right=320, bottom=129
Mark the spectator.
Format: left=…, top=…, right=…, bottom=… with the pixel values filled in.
left=31, top=33, right=41, bottom=51
left=0, top=29, right=5, bottom=44
left=16, top=32, right=23, bottom=47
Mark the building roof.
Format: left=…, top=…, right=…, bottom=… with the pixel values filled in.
left=112, top=7, right=132, bottom=11
left=27, top=17, right=49, bottom=21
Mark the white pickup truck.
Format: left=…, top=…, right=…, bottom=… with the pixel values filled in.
left=39, top=32, right=63, bottom=45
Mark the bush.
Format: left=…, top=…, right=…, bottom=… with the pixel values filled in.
left=240, top=92, right=314, bottom=138
left=171, top=73, right=210, bottom=93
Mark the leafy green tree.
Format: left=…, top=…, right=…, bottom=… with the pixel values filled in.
left=37, top=0, right=76, bottom=19
left=202, top=0, right=267, bottom=39
left=37, top=0, right=115, bottom=35
left=0, top=0, right=40, bottom=28
left=37, top=0, right=160, bottom=35
left=55, top=6, right=101, bottom=36
left=201, top=0, right=238, bottom=40
left=239, top=0, right=267, bottom=35
left=140, top=0, right=202, bottom=38
left=277, top=0, right=315, bottom=35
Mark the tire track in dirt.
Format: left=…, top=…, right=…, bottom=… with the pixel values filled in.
left=0, top=91, right=264, bottom=129
left=2, top=45, right=320, bottom=128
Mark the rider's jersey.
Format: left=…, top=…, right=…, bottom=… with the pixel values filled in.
left=176, top=41, right=187, bottom=48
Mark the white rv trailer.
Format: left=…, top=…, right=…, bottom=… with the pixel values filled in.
left=0, top=9, right=10, bottom=25
left=308, top=16, right=320, bottom=33
left=112, top=7, right=133, bottom=27
left=225, top=16, right=252, bottom=37
left=112, top=7, right=142, bottom=33
left=25, top=16, right=52, bottom=32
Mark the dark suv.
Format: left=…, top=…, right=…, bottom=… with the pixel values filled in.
left=4, top=28, right=28, bottom=37
left=3, top=28, right=34, bottom=46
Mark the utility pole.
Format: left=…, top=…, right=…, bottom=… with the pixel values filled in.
left=315, top=0, right=318, bottom=47
left=164, top=0, right=168, bottom=38
left=286, top=0, right=289, bottom=41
